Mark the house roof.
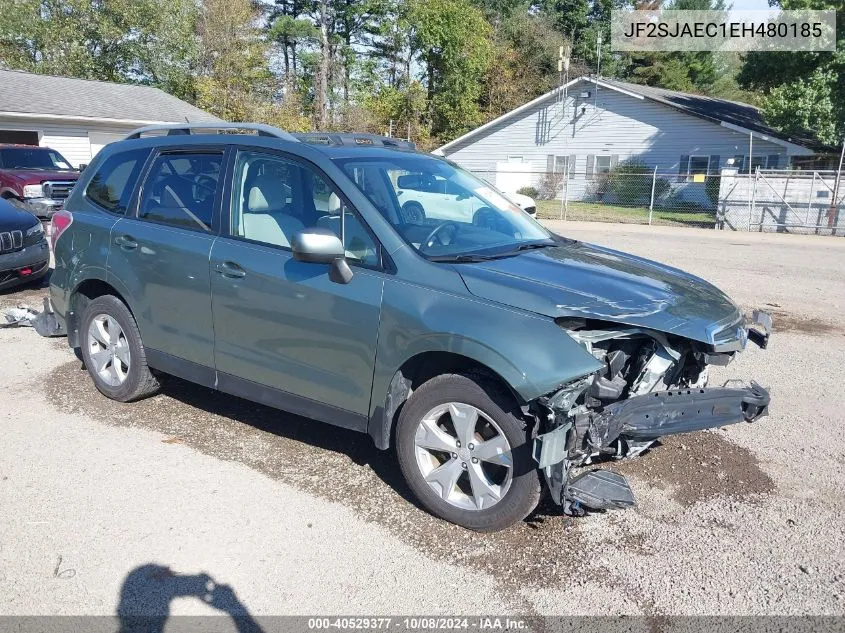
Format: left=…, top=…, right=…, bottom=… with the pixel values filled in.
left=435, top=76, right=829, bottom=156
left=0, top=69, right=220, bottom=125
left=599, top=78, right=829, bottom=153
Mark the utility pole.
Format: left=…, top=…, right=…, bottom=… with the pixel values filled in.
left=558, top=45, right=570, bottom=220
left=746, top=132, right=754, bottom=231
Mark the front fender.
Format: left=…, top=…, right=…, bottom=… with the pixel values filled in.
left=367, top=278, right=603, bottom=448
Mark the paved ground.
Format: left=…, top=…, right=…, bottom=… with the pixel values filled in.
left=1, top=222, right=843, bottom=620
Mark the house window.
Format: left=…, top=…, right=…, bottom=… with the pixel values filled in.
left=748, top=156, right=766, bottom=173
left=553, top=155, right=577, bottom=179
left=732, top=155, right=769, bottom=174
left=507, top=155, right=523, bottom=163
left=595, top=155, right=612, bottom=174
left=687, top=156, right=710, bottom=181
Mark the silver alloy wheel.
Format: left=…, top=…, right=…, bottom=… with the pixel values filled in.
left=87, top=313, right=131, bottom=387
left=414, top=402, right=513, bottom=511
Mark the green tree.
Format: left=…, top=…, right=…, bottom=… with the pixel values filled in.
left=268, top=8, right=318, bottom=82
left=0, top=0, right=198, bottom=98
left=407, top=0, right=493, bottom=140
left=739, top=0, right=845, bottom=146
left=482, top=13, right=571, bottom=119
left=540, top=0, right=591, bottom=37
left=196, top=0, right=309, bottom=129
left=623, top=0, right=725, bottom=92
left=761, top=69, right=840, bottom=146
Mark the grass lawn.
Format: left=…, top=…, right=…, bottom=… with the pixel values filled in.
left=536, top=200, right=715, bottom=228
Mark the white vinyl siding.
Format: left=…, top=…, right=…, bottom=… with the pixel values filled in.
left=0, top=117, right=143, bottom=167
left=442, top=82, right=791, bottom=176
left=89, top=131, right=126, bottom=157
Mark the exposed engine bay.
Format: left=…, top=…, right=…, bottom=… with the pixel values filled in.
left=531, top=312, right=772, bottom=516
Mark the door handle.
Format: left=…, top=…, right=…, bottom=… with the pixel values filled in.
left=215, top=261, right=246, bottom=279
left=115, top=235, right=138, bottom=250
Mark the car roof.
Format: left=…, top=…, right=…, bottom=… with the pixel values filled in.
left=0, top=144, right=53, bottom=149
left=113, top=124, right=430, bottom=162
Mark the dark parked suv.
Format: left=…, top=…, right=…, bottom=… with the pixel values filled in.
left=50, top=124, right=771, bottom=531
left=0, top=197, right=50, bottom=291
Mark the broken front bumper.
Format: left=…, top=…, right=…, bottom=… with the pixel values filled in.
left=533, top=381, right=770, bottom=514
left=534, top=381, right=770, bottom=469
left=608, top=381, right=769, bottom=441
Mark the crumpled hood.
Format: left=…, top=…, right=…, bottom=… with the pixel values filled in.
left=458, top=240, right=742, bottom=345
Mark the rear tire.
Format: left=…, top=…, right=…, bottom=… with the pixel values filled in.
left=79, top=295, right=159, bottom=402
left=396, top=372, right=541, bottom=531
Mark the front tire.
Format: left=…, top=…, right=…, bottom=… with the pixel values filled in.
left=80, top=295, right=159, bottom=402
left=401, top=201, right=426, bottom=225
left=396, top=373, right=541, bottom=531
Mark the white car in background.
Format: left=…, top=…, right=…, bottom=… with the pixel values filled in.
left=395, top=173, right=536, bottom=224
left=502, top=190, right=536, bottom=217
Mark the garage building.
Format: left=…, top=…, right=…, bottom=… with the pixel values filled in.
left=0, top=69, right=220, bottom=167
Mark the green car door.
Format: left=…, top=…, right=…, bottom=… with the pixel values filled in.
left=107, top=148, right=225, bottom=371
left=209, top=149, right=384, bottom=431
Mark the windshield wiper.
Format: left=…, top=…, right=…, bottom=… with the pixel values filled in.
left=514, top=240, right=557, bottom=251
left=428, top=252, right=518, bottom=263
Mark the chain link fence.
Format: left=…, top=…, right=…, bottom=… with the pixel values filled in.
left=470, top=168, right=720, bottom=228
left=718, top=169, right=845, bottom=235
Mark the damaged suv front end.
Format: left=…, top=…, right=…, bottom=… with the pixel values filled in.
left=455, top=238, right=773, bottom=517
left=532, top=310, right=771, bottom=515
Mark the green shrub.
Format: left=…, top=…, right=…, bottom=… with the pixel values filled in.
left=705, top=175, right=720, bottom=210
left=604, top=160, right=668, bottom=204
left=516, top=186, right=539, bottom=199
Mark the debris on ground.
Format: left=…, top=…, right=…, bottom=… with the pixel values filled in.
left=2, top=305, right=39, bottom=328
left=1, top=298, right=64, bottom=337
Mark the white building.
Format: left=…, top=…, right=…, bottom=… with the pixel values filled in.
left=0, top=69, right=220, bottom=167
left=435, top=76, right=828, bottom=204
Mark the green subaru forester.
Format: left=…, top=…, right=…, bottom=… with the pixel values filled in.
left=50, top=123, right=771, bottom=531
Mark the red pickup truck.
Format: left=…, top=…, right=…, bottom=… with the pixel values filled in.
left=0, top=144, right=80, bottom=218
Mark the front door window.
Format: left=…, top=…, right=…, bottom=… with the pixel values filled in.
left=230, top=151, right=379, bottom=267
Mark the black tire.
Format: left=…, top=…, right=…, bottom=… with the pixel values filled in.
left=401, top=201, right=425, bottom=225
left=396, top=372, right=541, bottom=531
left=79, top=295, right=159, bottom=402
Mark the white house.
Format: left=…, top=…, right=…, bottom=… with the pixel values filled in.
left=435, top=76, right=828, bottom=203
left=0, top=69, right=220, bottom=167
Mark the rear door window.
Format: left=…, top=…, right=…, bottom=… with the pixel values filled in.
left=85, top=148, right=151, bottom=214
left=138, top=152, right=223, bottom=232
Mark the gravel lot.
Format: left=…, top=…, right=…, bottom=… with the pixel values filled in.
left=1, top=221, right=843, bottom=618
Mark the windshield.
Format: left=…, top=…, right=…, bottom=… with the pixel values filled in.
left=0, top=148, right=73, bottom=171
left=334, top=155, right=551, bottom=260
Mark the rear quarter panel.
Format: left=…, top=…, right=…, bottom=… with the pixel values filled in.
left=49, top=202, right=120, bottom=324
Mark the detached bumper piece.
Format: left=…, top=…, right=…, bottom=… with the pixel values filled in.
left=566, top=470, right=635, bottom=513
left=614, top=381, right=770, bottom=441
left=748, top=309, right=772, bottom=349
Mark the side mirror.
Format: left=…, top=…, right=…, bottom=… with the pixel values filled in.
left=77, top=163, right=88, bottom=172
left=291, top=228, right=353, bottom=284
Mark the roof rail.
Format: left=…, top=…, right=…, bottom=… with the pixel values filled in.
left=294, top=132, right=416, bottom=150
left=124, top=122, right=300, bottom=142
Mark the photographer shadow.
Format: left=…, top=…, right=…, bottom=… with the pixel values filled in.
left=117, top=564, right=264, bottom=633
